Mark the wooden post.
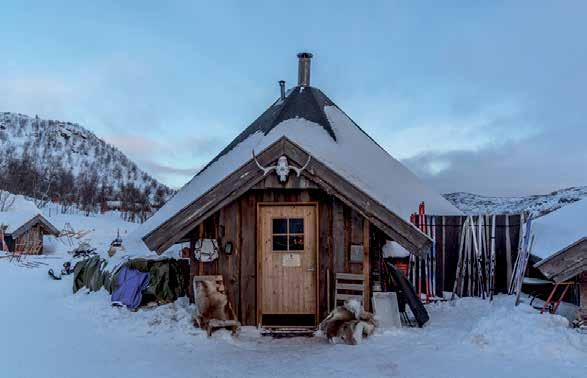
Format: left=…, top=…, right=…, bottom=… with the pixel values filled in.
left=198, top=223, right=204, bottom=275
left=188, top=238, right=197, bottom=302
left=363, top=220, right=370, bottom=311
left=505, top=215, right=512, bottom=287
left=580, top=273, right=587, bottom=322
left=441, top=216, right=446, bottom=295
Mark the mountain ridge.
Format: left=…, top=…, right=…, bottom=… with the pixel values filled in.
left=0, top=111, right=173, bottom=220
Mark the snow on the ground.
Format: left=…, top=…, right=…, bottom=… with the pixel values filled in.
left=0, top=255, right=585, bottom=378
left=43, top=208, right=173, bottom=261
left=44, top=211, right=138, bottom=255
left=0, top=200, right=585, bottom=377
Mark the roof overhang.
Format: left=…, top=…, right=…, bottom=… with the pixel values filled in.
left=534, top=237, right=587, bottom=282
left=143, top=137, right=432, bottom=256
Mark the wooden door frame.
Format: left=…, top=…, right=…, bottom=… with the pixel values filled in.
left=256, top=202, right=320, bottom=326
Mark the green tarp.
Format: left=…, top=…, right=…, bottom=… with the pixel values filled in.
left=73, top=257, right=188, bottom=305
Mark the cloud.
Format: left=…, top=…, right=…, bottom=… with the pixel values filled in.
left=140, top=161, right=201, bottom=189
left=102, top=132, right=226, bottom=188
left=0, top=56, right=230, bottom=188
left=403, top=131, right=587, bottom=197
left=2, top=3, right=587, bottom=195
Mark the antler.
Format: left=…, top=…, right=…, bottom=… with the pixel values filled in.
left=291, top=154, right=312, bottom=177
left=252, top=150, right=277, bottom=176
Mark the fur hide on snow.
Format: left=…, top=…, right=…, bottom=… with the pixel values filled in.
left=193, top=280, right=235, bottom=331
left=319, top=300, right=378, bottom=345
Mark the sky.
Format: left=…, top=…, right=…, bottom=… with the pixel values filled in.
left=1, top=1, right=586, bottom=196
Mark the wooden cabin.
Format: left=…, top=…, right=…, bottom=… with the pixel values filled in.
left=1, top=213, right=59, bottom=254
left=137, top=53, right=461, bottom=328
left=534, top=237, right=587, bottom=323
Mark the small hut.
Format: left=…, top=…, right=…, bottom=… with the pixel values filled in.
left=0, top=195, right=59, bottom=254
left=533, top=199, right=587, bottom=324
left=136, top=53, right=461, bottom=328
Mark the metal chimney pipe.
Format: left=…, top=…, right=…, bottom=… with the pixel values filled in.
left=279, top=80, right=286, bottom=100
left=297, top=52, right=313, bottom=86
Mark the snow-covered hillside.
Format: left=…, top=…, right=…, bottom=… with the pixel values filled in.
left=0, top=112, right=173, bottom=213
left=444, top=186, right=587, bottom=217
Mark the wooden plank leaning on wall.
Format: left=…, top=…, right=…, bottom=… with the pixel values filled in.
left=363, top=220, right=370, bottom=311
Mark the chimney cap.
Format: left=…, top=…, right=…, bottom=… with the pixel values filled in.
left=297, top=52, right=313, bottom=59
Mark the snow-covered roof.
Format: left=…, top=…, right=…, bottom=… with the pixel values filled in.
left=532, top=198, right=587, bottom=260
left=0, top=194, right=49, bottom=236
left=136, top=86, right=461, bottom=244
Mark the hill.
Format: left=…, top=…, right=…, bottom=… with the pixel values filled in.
left=0, top=112, right=173, bottom=220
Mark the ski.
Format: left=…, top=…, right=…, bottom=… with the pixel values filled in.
left=451, top=216, right=469, bottom=300
left=489, top=214, right=496, bottom=301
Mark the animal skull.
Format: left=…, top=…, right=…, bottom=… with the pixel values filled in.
left=252, top=151, right=311, bottom=183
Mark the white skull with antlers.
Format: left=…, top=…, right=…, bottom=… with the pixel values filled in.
left=252, top=151, right=312, bottom=183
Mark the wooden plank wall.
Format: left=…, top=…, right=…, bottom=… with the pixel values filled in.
left=416, top=215, right=521, bottom=295
left=187, top=187, right=371, bottom=325
left=186, top=181, right=522, bottom=326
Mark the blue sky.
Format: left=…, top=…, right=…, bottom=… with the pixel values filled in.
left=1, top=1, right=585, bottom=195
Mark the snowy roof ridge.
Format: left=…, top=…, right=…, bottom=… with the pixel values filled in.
left=197, top=86, right=336, bottom=176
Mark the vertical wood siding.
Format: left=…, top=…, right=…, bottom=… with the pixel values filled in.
left=184, top=182, right=522, bottom=325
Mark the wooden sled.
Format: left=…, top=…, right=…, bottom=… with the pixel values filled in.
left=193, top=275, right=241, bottom=336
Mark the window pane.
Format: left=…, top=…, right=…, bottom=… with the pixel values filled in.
left=273, top=218, right=287, bottom=234
left=273, top=235, right=288, bottom=251
left=289, top=218, right=304, bottom=234
left=289, top=235, right=304, bottom=251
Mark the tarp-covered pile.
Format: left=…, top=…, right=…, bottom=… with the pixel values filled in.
left=73, top=257, right=189, bottom=307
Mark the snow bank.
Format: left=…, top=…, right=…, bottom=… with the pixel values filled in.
left=68, top=289, right=201, bottom=340
left=468, top=302, right=586, bottom=360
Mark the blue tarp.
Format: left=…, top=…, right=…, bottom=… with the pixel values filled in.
left=111, top=266, right=150, bottom=309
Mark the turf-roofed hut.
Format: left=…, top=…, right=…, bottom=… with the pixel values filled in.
left=137, top=53, right=460, bottom=328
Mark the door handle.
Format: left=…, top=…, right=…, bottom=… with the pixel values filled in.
left=307, top=267, right=316, bottom=272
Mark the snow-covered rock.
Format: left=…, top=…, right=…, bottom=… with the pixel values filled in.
left=444, top=186, right=587, bottom=217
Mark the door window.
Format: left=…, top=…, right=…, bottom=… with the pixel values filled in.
left=272, top=218, right=304, bottom=251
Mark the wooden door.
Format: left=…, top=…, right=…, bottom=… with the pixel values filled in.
left=258, top=204, right=317, bottom=325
